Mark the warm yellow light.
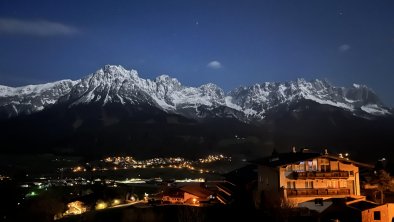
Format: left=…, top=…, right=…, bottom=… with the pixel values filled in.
left=192, top=198, right=198, bottom=205
left=64, top=201, right=86, bottom=216
left=112, top=199, right=120, bottom=205
left=95, top=202, right=107, bottom=210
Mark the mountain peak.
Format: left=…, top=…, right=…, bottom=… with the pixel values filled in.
left=96, top=64, right=139, bottom=79
left=102, top=64, right=126, bottom=72
left=155, top=75, right=181, bottom=86
left=0, top=66, right=391, bottom=120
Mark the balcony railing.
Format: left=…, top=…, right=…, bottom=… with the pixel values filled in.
left=290, top=171, right=350, bottom=179
left=286, top=188, right=351, bottom=197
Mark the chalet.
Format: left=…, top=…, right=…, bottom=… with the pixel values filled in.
left=314, top=199, right=394, bottom=222
left=252, top=148, right=373, bottom=207
left=158, top=184, right=213, bottom=205
left=161, top=188, right=185, bottom=204
left=360, top=203, right=394, bottom=222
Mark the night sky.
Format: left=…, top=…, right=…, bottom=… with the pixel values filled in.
left=1, top=0, right=394, bottom=105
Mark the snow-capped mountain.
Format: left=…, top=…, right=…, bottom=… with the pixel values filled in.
left=227, top=78, right=390, bottom=118
left=0, top=65, right=391, bottom=120
left=0, top=80, right=78, bottom=117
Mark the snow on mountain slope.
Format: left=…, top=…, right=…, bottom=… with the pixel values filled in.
left=0, top=80, right=78, bottom=117
left=227, top=78, right=390, bottom=118
left=0, top=65, right=391, bottom=120
left=61, top=65, right=226, bottom=115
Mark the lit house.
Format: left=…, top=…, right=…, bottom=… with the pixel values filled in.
left=159, top=184, right=213, bottom=205
left=361, top=203, right=394, bottom=222
left=253, top=149, right=373, bottom=207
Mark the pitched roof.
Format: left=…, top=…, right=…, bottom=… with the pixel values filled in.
left=250, top=152, right=321, bottom=167
left=223, top=164, right=257, bottom=184
left=179, top=184, right=213, bottom=199
left=250, top=150, right=374, bottom=168
left=348, top=200, right=379, bottom=211
left=161, top=188, right=184, bottom=198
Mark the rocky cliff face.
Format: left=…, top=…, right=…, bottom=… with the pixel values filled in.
left=0, top=65, right=391, bottom=120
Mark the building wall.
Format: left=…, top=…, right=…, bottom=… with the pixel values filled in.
left=280, top=158, right=359, bottom=192
left=257, top=156, right=363, bottom=207
left=258, top=166, right=279, bottom=192
left=183, top=192, right=199, bottom=203
left=389, top=204, right=394, bottom=222
left=162, top=195, right=184, bottom=204
left=362, top=204, right=394, bottom=222
left=338, top=161, right=360, bottom=195
left=258, top=165, right=281, bottom=206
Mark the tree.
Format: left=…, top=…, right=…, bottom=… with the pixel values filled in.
left=24, top=190, right=65, bottom=222
left=374, top=170, right=393, bottom=204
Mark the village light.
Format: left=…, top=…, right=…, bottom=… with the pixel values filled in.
left=64, top=201, right=87, bottom=216
left=112, top=199, right=120, bottom=205
left=95, top=201, right=107, bottom=210
left=192, top=198, right=199, bottom=205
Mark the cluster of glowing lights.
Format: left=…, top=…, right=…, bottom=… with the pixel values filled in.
left=71, top=154, right=231, bottom=173
left=175, top=178, right=205, bottom=183
left=198, top=154, right=230, bottom=163
left=192, top=198, right=199, bottom=205
left=0, top=175, right=10, bottom=181
left=338, top=153, right=350, bottom=159
left=105, top=156, right=137, bottom=165
left=72, top=166, right=86, bottom=172
left=63, top=201, right=87, bottom=216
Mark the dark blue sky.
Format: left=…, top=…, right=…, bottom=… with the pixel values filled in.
left=1, top=0, right=394, bottom=105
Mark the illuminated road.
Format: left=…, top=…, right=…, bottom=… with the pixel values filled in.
left=109, top=200, right=145, bottom=208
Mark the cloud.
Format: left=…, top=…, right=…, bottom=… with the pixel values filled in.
left=338, top=44, right=350, bottom=52
left=207, top=60, right=222, bottom=69
left=0, top=18, right=78, bottom=36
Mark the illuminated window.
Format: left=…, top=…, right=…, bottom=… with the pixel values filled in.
left=326, top=180, right=339, bottom=188
left=320, top=159, right=330, bottom=172
left=293, top=162, right=305, bottom=172
left=307, top=161, right=313, bottom=171
left=339, top=180, right=347, bottom=188
left=327, top=180, right=339, bottom=188
left=287, top=181, right=296, bottom=188
left=305, top=181, right=313, bottom=188
left=305, top=159, right=318, bottom=171
left=312, top=159, right=318, bottom=171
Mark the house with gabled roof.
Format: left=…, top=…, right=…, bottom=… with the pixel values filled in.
left=251, top=148, right=374, bottom=207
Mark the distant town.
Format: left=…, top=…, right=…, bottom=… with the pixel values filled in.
left=0, top=149, right=393, bottom=222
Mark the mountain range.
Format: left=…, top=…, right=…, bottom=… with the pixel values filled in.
left=0, top=65, right=391, bottom=120
left=0, top=65, right=393, bottom=161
